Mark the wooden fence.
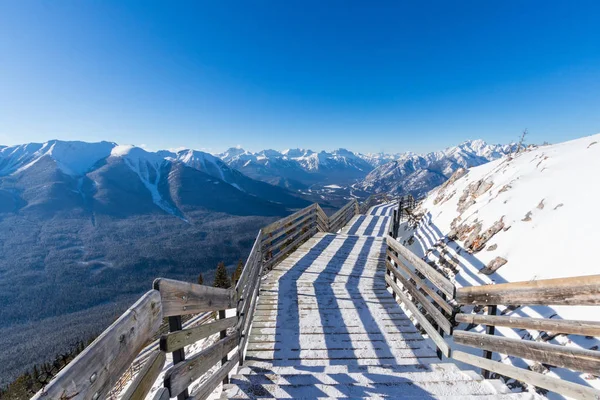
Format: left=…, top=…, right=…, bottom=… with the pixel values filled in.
left=31, top=196, right=391, bottom=400
left=385, top=234, right=600, bottom=400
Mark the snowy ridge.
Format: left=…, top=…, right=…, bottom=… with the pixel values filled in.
left=357, top=140, right=516, bottom=197
left=397, top=133, right=600, bottom=397
left=0, top=140, right=115, bottom=176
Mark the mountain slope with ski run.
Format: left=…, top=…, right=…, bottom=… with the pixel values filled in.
left=396, top=133, right=600, bottom=397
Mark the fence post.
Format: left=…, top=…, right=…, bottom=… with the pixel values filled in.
left=436, top=292, right=449, bottom=360
left=482, top=305, right=497, bottom=378
left=219, top=309, right=229, bottom=384
left=168, top=315, right=189, bottom=400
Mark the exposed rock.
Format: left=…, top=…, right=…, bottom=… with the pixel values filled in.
left=554, top=203, right=564, bottom=210
left=498, top=184, right=511, bottom=193
left=465, top=218, right=505, bottom=253
left=537, top=199, right=545, bottom=210
left=588, top=141, right=597, bottom=148
left=480, top=256, right=508, bottom=275
left=463, top=223, right=483, bottom=250
left=456, top=178, right=493, bottom=213
left=474, top=179, right=494, bottom=197
left=522, top=211, right=532, bottom=221
left=435, top=168, right=467, bottom=205
left=487, top=243, right=498, bottom=251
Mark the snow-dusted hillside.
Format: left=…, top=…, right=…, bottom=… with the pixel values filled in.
left=396, top=134, right=600, bottom=397
left=358, top=140, right=516, bottom=198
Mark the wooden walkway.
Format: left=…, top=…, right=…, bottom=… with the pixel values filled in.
left=224, top=203, right=538, bottom=399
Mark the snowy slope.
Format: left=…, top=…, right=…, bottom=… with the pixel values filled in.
left=396, top=134, right=600, bottom=397
left=109, top=145, right=179, bottom=216
left=0, top=140, right=115, bottom=176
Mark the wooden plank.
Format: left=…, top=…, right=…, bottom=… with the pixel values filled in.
left=239, top=273, right=262, bottom=364
left=160, top=316, right=238, bottom=353
left=237, top=248, right=263, bottom=323
left=263, top=212, right=314, bottom=247
left=386, top=235, right=455, bottom=299
left=387, top=251, right=454, bottom=314
left=455, top=274, right=600, bottom=306
left=154, top=278, right=235, bottom=317
left=263, top=216, right=315, bottom=256
left=152, top=388, right=170, bottom=400
left=385, top=274, right=450, bottom=357
left=32, top=290, right=163, bottom=400
left=329, top=207, right=356, bottom=232
left=315, top=204, right=329, bottom=232
left=385, top=261, right=452, bottom=334
left=263, top=226, right=317, bottom=270
left=262, top=204, right=315, bottom=235
left=453, top=350, right=600, bottom=400
left=165, top=331, right=239, bottom=398
left=453, top=330, right=600, bottom=376
left=455, top=313, right=600, bottom=337
left=122, top=350, right=166, bottom=400
left=189, top=353, right=240, bottom=400
left=234, top=230, right=261, bottom=295
left=329, top=200, right=355, bottom=222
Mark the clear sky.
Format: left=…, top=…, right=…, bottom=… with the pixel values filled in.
left=1, top=1, right=599, bottom=154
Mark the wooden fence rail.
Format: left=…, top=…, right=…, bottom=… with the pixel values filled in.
left=384, top=234, right=600, bottom=400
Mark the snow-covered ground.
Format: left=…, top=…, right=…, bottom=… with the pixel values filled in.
left=396, top=133, right=600, bottom=398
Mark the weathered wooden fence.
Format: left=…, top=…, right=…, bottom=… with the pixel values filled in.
left=385, top=234, right=600, bottom=400
left=31, top=196, right=388, bottom=400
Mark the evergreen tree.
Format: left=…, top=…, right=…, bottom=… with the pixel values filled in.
left=213, top=261, right=231, bottom=288
left=197, top=273, right=204, bottom=285
left=232, top=259, right=243, bottom=285
left=32, top=365, right=40, bottom=382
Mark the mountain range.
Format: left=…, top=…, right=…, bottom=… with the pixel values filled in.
left=355, top=140, right=516, bottom=198
left=217, top=140, right=515, bottom=198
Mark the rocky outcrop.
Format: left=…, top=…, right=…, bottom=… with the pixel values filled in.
left=456, top=178, right=494, bottom=213
left=465, top=218, right=505, bottom=253
left=480, top=256, right=508, bottom=274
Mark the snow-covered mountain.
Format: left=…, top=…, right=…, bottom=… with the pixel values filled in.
left=0, top=140, right=310, bottom=384
left=396, top=134, right=600, bottom=396
left=357, top=140, right=516, bottom=198
left=0, top=140, right=309, bottom=218
left=217, top=147, right=376, bottom=190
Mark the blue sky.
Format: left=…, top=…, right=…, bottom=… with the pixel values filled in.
left=1, top=1, right=599, bottom=154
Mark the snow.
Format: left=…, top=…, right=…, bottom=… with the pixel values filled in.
left=0, top=140, right=115, bottom=176
left=396, top=133, right=600, bottom=397
left=110, top=145, right=179, bottom=216
left=324, top=184, right=342, bottom=189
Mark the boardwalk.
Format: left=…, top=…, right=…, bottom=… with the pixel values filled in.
left=224, top=202, right=537, bottom=399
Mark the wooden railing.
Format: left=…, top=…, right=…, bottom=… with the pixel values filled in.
left=385, top=234, right=600, bottom=400
left=385, top=235, right=456, bottom=358
left=32, top=196, right=391, bottom=400
left=358, top=192, right=391, bottom=214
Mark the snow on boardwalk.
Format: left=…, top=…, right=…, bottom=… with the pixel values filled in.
left=224, top=207, right=538, bottom=399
